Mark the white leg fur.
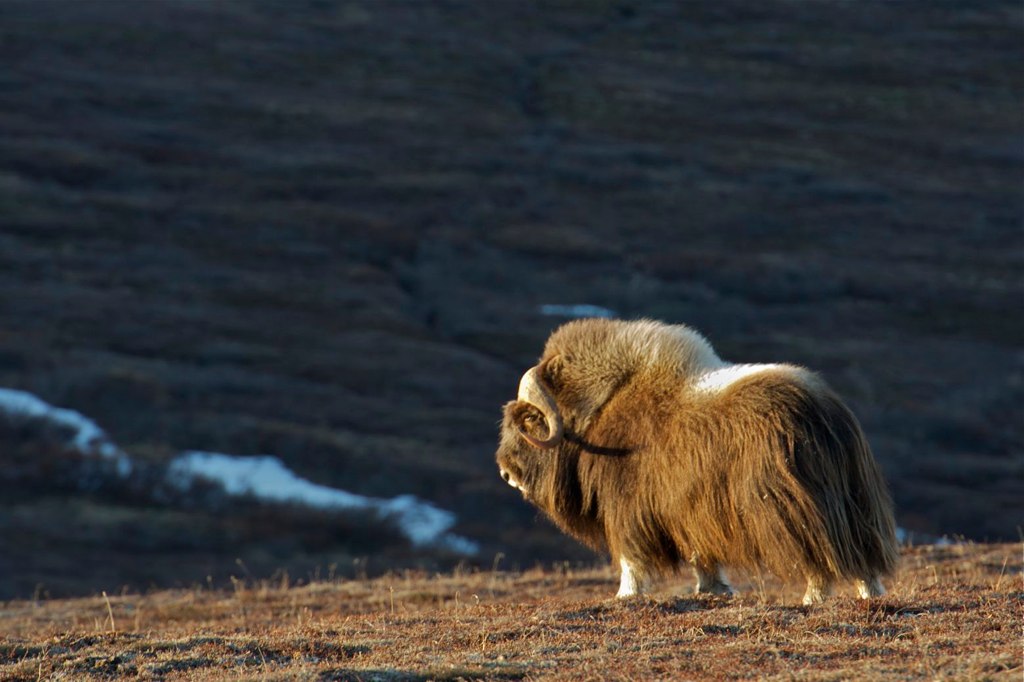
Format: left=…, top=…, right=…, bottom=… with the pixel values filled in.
left=856, top=576, right=886, bottom=599
left=616, top=557, right=647, bottom=598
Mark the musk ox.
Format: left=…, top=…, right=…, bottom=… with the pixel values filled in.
left=495, top=318, right=898, bottom=604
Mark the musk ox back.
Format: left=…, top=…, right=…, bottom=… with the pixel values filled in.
left=495, top=318, right=898, bottom=604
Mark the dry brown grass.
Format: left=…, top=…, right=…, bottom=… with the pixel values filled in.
left=1, top=543, right=1019, bottom=681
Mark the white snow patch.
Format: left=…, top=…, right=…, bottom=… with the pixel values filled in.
left=539, top=304, right=617, bottom=319
left=895, top=526, right=956, bottom=547
left=0, top=387, right=132, bottom=477
left=0, top=386, right=478, bottom=555
left=168, top=451, right=479, bottom=554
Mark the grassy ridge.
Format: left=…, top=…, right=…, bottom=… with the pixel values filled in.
left=0, top=0, right=1021, bottom=598
left=1, top=543, right=1019, bottom=680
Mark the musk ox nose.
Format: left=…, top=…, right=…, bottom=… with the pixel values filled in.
left=500, top=468, right=521, bottom=491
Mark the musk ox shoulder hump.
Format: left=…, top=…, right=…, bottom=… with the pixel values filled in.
left=541, top=318, right=822, bottom=407
left=624, top=320, right=822, bottom=396
left=544, top=318, right=725, bottom=378
left=624, top=319, right=724, bottom=376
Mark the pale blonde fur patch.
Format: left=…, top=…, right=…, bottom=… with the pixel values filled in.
left=618, top=320, right=725, bottom=376
left=693, top=363, right=784, bottom=393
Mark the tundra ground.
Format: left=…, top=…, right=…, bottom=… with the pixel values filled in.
left=1, top=543, right=1019, bottom=681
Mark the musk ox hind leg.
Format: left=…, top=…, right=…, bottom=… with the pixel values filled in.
left=692, top=561, right=734, bottom=596
left=856, top=576, right=886, bottom=599
left=615, top=557, right=650, bottom=599
left=802, top=575, right=833, bottom=605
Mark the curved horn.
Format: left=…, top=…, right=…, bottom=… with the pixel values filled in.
left=516, top=365, right=564, bottom=449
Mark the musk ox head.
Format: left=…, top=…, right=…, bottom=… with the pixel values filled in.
left=496, top=364, right=562, bottom=496
left=496, top=320, right=621, bottom=494
left=496, top=353, right=611, bottom=549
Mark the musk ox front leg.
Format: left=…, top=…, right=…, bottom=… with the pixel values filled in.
left=615, top=557, right=650, bottom=598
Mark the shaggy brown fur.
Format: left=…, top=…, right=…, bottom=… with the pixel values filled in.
left=495, top=318, right=899, bottom=602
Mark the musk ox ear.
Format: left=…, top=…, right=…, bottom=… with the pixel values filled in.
left=508, top=402, right=556, bottom=449
left=515, top=365, right=564, bottom=449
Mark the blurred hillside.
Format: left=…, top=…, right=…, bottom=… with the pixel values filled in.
left=0, top=0, right=1021, bottom=598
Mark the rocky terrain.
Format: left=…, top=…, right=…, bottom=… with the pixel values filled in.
left=0, top=1, right=1021, bottom=598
